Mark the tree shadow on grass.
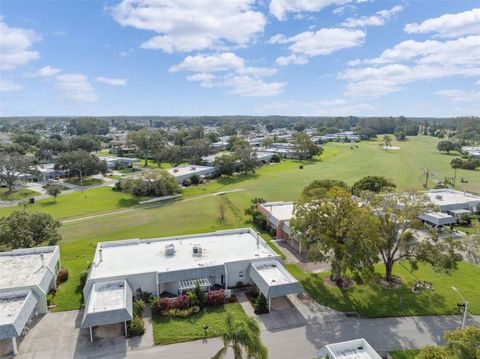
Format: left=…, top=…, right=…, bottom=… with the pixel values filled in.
left=118, top=198, right=142, bottom=207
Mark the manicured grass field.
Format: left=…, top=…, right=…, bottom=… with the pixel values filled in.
left=0, top=186, right=142, bottom=219
left=0, top=188, right=40, bottom=201
left=152, top=302, right=248, bottom=345
left=285, top=261, right=480, bottom=318
left=389, top=349, right=421, bottom=359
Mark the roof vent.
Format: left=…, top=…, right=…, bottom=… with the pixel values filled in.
left=193, top=245, right=203, bottom=256
left=165, top=244, right=175, bottom=256
left=40, top=253, right=45, bottom=267
left=173, top=168, right=179, bottom=173
left=191, top=166, right=196, bottom=170
left=436, top=195, right=443, bottom=200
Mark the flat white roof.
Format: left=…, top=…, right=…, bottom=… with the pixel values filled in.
left=89, top=228, right=278, bottom=280
left=426, top=189, right=480, bottom=207
left=0, top=292, right=28, bottom=325
left=88, top=281, right=127, bottom=313
left=318, top=339, right=382, bottom=359
left=167, top=165, right=215, bottom=177
left=0, top=247, right=57, bottom=290
left=260, top=202, right=294, bottom=221
left=253, top=261, right=297, bottom=286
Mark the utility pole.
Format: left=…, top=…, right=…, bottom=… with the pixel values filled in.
left=424, top=169, right=429, bottom=189
left=452, top=286, right=469, bottom=329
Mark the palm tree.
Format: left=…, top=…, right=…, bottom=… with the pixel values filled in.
left=212, top=314, right=268, bottom=359
left=450, top=158, right=463, bottom=186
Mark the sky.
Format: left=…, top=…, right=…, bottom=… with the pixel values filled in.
left=0, top=0, right=479, bottom=117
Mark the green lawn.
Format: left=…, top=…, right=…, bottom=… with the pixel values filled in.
left=64, top=177, right=104, bottom=186
left=0, top=186, right=143, bottom=220
left=152, top=302, right=248, bottom=345
left=0, top=188, right=40, bottom=201
left=285, top=261, right=480, bottom=318
left=389, top=350, right=421, bottom=359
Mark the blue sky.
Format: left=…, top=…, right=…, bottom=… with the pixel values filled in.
left=0, top=0, right=479, bottom=117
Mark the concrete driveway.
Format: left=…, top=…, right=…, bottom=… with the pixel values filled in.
left=0, top=309, right=154, bottom=359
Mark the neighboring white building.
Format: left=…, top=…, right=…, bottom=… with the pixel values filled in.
left=258, top=202, right=303, bottom=252
left=462, top=146, right=480, bottom=159
left=81, top=228, right=302, bottom=335
left=0, top=246, right=60, bottom=355
left=421, top=189, right=480, bottom=227
left=317, top=338, right=382, bottom=359
left=97, top=156, right=137, bottom=171
left=167, top=165, right=217, bottom=183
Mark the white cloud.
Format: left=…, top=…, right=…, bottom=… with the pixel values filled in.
left=0, top=80, right=23, bottom=92
left=276, top=54, right=309, bottom=66
left=342, top=5, right=403, bottom=28
left=361, top=36, right=480, bottom=66
left=55, top=73, right=97, bottom=102
left=255, top=98, right=375, bottom=115
left=110, top=0, right=266, bottom=53
left=274, top=28, right=365, bottom=65
left=0, top=18, right=40, bottom=70
left=96, top=76, right=127, bottom=86
left=223, top=75, right=286, bottom=97
left=186, top=73, right=215, bottom=87
left=170, top=53, right=245, bottom=73
left=25, top=65, right=62, bottom=77
left=170, top=52, right=284, bottom=97
left=436, top=89, right=480, bottom=103
left=340, top=36, right=480, bottom=99
left=269, top=0, right=351, bottom=21
left=405, top=8, right=480, bottom=38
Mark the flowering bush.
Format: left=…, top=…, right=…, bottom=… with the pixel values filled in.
left=153, top=295, right=190, bottom=314
left=205, top=290, right=226, bottom=306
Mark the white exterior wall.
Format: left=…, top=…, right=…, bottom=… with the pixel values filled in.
left=225, top=260, right=255, bottom=287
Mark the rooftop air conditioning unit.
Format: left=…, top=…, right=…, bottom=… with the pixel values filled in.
left=191, top=166, right=196, bottom=170
left=436, top=195, right=443, bottom=200
left=173, top=168, right=179, bottom=173
left=165, top=244, right=175, bottom=256
left=192, top=245, right=203, bottom=256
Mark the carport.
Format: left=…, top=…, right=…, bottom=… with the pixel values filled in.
left=81, top=280, right=133, bottom=342
left=0, top=290, right=38, bottom=355
left=248, top=260, right=303, bottom=311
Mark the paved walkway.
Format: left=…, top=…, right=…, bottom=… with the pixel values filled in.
left=1, top=298, right=479, bottom=359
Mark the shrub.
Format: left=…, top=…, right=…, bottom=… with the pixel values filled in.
left=182, top=178, right=191, bottom=187
left=270, top=154, right=281, bottom=163
left=56, top=268, right=69, bottom=285
left=112, top=181, right=122, bottom=192
left=47, top=293, right=55, bottom=306
left=154, top=295, right=190, bottom=313
left=193, top=282, right=205, bottom=309
left=79, top=271, right=89, bottom=289
left=136, top=289, right=152, bottom=303
left=236, top=281, right=244, bottom=288
left=461, top=160, right=479, bottom=170
left=190, top=174, right=200, bottom=185
left=187, top=291, right=199, bottom=307
left=128, top=317, right=145, bottom=337
left=161, top=306, right=200, bottom=318
left=254, top=293, right=269, bottom=314
left=122, top=171, right=180, bottom=197
left=133, top=299, right=145, bottom=318
left=205, top=290, right=227, bottom=306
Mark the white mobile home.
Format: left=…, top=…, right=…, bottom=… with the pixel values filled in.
left=167, top=165, right=216, bottom=183
left=317, top=338, right=382, bottom=359
left=0, top=246, right=60, bottom=355
left=81, top=228, right=302, bottom=334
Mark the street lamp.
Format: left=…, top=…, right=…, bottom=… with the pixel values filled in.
left=451, top=286, right=468, bottom=329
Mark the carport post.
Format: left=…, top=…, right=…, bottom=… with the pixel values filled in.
left=268, top=297, right=271, bottom=312
left=89, top=327, right=93, bottom=342
left=12, top=337, right=17, bottom=355
left=124, top=321, right=128, bottom=336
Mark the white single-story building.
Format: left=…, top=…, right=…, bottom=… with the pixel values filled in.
left=317, top=338, right=381, bottom=359
left=0, top=246, right=60, bottom=355
left=258, top=202, right=303, bottom=253
left=461, top=146, right=480, bottom=159
left=421, top=189, right=480, bottom=227
left=81, top=228, right=302, bottom=336
left=167, top=165, right=217, bottom=183
left=35, top=163, right=67, bottom=182
left=97, top=156, right=137, bottom=171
